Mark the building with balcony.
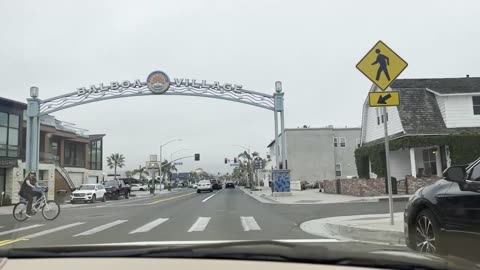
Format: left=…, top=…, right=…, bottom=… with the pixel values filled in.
left=0, top=97, right=105, bottom=204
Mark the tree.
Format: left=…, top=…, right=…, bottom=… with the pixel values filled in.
left=106, top=153, right=125, bottom=180
left=132, top=166, right=149, bottom=182
left=160, top=160, right=177, bottom=183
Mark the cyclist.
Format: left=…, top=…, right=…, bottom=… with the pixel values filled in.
left=19, top=170, right=41, bottom=218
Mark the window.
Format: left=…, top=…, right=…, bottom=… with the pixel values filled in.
left=333, top=137, right=338, bottom=147
left=470, top=163, right=480, bottom=181
left=422, top=148, right=437, bottom=176
left=355, top=138, right=361, bottom=149
left=473, top=96, right=480, bottom=115
left=0, top=112, right=20, bottom=157
left=64, top=141, right=85, bottom=167
left=90, top=139, right=103, bottom=170
left=339, top=137, right=346, bottom=147
left=335, top=164, right=342, bottom=177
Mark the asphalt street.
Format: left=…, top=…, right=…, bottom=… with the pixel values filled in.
left=0, top=188, right=408, bottom=253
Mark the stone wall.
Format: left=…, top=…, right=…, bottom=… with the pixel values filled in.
left=323, top=176, right=441, bottom=197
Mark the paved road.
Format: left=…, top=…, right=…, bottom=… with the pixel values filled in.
left=0, top=188, right=408, bottom=253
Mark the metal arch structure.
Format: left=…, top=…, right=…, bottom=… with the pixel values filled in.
left=38, top=83, right=276, bottom=116
left=25, top=71, right=288, bottom=190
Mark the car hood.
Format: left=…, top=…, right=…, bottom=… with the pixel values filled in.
left=72, top=190, right=92, bottom=194
left=1, top=241, right=477, bottom=269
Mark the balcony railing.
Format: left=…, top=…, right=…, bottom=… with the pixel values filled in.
left=39, top=152, right=59, bottom=164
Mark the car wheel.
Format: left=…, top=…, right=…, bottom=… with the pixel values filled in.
left=210, top=189, right=213, bottom=192
left=197, top=190, right=200, bottom=193
left=91, top=195, right=96, bottom=203
left=71, top=200, right=75, bottom=204
left=125, top=192, right=129, bottom=199
left=102, top=195, right=106, bottom=202
left=414, top=209, right=442, bottom=254
left=114, top=192, right=120, bottom=200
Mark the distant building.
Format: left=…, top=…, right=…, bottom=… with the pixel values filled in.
left=268, top=126, right=361, bottom=185
left=0, top=97, right=105, bottom=203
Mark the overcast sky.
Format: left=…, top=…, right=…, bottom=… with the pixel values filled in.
left=1, top=0, right=479, bottom=174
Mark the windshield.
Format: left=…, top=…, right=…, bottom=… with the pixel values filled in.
left=77, top=185, right=95, bottom=190
left=1, top=0, right=480, bottom=267
left=103, top=181, right=117, bottom=186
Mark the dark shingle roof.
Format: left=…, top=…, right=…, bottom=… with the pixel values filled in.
left=396, top=88, right=448, bottom=134
left=391, top=77, right=480, bottom=94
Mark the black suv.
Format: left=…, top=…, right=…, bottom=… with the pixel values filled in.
left=404, top=158, right=480, bottom=261
left=103, top=180, right=130, bottom=200
left=211, top=180, right=221, bottom=190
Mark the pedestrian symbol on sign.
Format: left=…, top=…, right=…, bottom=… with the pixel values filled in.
left=372, top=49, right=390, bottom=81
left=356, top=40, right=408, bottom=90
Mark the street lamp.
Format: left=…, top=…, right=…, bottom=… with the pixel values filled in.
left=159, top=139, right=182, bottom=193
left=275, top=81, right=282, bottom=93
left=30, top=86, right=39, bottom=98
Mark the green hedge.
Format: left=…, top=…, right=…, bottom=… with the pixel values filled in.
left=355, top=135, right=480, bottom=177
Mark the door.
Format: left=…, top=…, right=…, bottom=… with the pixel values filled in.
left=96, top=185, right=105, bottom=197
left=441, top=161, right=480, bottom=255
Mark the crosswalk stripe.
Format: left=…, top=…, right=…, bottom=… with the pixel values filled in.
left=188, top=217, right=210, bottom=232
left=23, top=222, right=85, bottom=239
left=129, top=218, right=169, bottom=234
left=0, top=224, right=44, bottom=236
left=74, top=220, right=127, bottom=237
left=240, top=216, right=261, bottom=231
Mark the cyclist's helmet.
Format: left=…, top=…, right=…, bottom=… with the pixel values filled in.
left=29, top=170, right=36, bottom=175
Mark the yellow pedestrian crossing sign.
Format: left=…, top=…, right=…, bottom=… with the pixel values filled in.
left=369, top=91, right=400, bottom=107
left=356, top=41, right=408, bottom=90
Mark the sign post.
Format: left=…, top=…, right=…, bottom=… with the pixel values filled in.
left=356, top=40, right=408, bottom=225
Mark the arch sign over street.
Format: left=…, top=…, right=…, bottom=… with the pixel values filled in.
left=26, top=70, right=291, bottom=193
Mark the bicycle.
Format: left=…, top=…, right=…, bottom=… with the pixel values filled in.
left=13, top=187, right=60, bottom=221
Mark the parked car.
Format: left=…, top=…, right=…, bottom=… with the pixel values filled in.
left=70, top=184, right=106, bottom=203
left=197, top=180, right=212, bottom=193
left=404, top=158, right=480, bottom=261
left=103, top=179, right=130, bottom=200
left=130, top=183, right=148, bottom=191
left=192, top=183, right=198, bottom=189
left=211, top=180, right=221, bottom=190
left=225, top=181, right=235, bottom=189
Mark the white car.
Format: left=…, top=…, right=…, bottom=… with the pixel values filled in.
left=130, top=183, right=148, bottom=191
left=71, top=184, right=106, bottom=203
left=197, top=180, right=212, bottom=193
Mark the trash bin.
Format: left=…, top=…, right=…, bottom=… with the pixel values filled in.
left=55, top=190, right=67, bottom=204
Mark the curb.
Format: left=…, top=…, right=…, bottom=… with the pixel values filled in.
left=239, top=188, right=279, bottom=204
left=300, top=214, right=405, bottom=246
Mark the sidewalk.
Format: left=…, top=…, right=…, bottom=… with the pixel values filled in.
left=241, top=187, right=411, bottom=205
left=300, top=212, right=405, bottom=245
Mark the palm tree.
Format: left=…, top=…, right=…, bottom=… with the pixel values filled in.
left=106, top=153, right=125, bottom=180
left=132, top=166, right=149, bottom=182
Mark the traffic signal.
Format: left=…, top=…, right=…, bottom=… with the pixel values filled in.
left=194, top=153, right=200, bottom=161
left=224, top=158, right=228, bottom=164
left=234, top=157, right=237, bottom=163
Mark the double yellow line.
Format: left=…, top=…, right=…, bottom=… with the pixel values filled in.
left=147, top=192, right=196, bottom=205
left=0, top=239, right=27, bottom=247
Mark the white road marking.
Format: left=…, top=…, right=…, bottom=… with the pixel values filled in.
left=0, top=224, right=44, bottom=236
left=74, top=220, right=127, bottom=237
left=188, top=217, right=210, bottom=232
left=129, top=218, right=169, bottom=234
left=240, top=216, right=261, bottom=231
left=201, top=193, right=217, bottom=203
left=23, top=222, right=85, bottom=239
left=75, top=239, right=346, bottom=246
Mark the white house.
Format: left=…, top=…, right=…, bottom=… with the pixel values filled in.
left=360, top=76, right=480, bottom=180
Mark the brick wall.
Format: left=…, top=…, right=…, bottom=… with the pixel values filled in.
left=323, top=176, right=441, bottom=197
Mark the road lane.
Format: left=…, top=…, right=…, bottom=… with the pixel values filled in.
left=0, top=188, right=409, bottom=254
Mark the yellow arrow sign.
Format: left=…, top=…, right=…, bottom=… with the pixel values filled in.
left=356, top=41, right=408, bottom=90
left=369, top=91, right=400, bottom=107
